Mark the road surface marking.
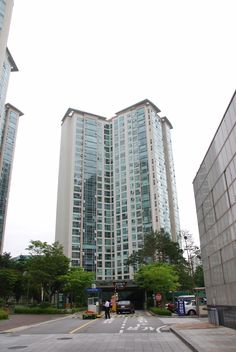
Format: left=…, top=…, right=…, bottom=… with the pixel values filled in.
left=156, top=325, right=167, bottom=333
left=69, top=319, right=97, bottom=334
left=119, top=316, right=128, bottom=333
left=103, top=317, right=115, bottom=323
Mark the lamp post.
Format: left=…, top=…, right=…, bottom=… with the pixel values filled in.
left=184, top=235, right=193, bottom=276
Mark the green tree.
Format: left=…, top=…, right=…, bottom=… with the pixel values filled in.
left=174, top=262, right=195, bottom=291
left=193, top=265, right=205, bottom=287
left=0, top=268, right=19, bottom=303
left=0, top=253, right=28, bottom=304
left=127, top=229, right=186, bottom=266
left=26, top=240, right=70, bottom=302
left=134, top=263, right=180, bottom=306
left=127, top=229, right=195, bottom=292
left=60, top=267, right=94, bottom=307
left=0, top=252, right=12, bottom=268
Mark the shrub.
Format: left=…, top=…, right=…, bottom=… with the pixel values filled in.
left=0, top=309, right=8, bottom=320
left=38, top=302, right=52, bottom=309
left=14, top=306, right=67, bottom=314
left=149, top=307, right=172, bottom=316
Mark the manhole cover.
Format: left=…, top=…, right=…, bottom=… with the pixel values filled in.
left=8, top=346, right=28, bottom=350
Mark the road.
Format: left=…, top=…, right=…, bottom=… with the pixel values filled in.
left=0, top=311, right=192, bottom=351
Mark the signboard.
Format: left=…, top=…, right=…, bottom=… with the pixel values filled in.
left=177, top=300, right=186, bottom=316
left=86, top=288, right=101, bottom=293
left=57, top=293, right=64, bottom=309
left=155, top=293, right=162, bottom=302
left=113, top=281, right=127, bottom=290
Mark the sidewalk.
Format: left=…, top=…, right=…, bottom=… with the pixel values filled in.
left=158, top=316, right=236, bottom=352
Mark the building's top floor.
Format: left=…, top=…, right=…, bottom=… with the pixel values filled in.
left=62, top=108, right=107, bottom=124
left=115, top=99, right=161, bottom=115
left=6, top=48, right=18, bottom=72
left=62, top=99, right=173, bottom=128
left=5, top=102, right=23, bottom=116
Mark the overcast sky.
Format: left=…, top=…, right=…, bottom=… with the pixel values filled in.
left=3, top=0, right=236, bottom=256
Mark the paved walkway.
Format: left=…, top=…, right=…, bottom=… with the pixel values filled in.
left=0, top=314, right=67, bottom=332
left=158, top=316, right=236, bottom=352
left=1, top=314, right=236, bottom=351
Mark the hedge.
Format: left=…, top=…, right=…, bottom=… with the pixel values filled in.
left=149, top=307, right=172, bottom=316
left=14, top=306, right=78, bottom=314
left=0, top=309, right=9, bottom=320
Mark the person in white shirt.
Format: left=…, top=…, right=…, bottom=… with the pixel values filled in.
left=104, top=300, right=110, bottom=319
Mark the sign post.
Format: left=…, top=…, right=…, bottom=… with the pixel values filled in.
left=155, top=293, right=162, bottom=307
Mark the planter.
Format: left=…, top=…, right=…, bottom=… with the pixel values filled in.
left=82, top=310, right=97, bottom=319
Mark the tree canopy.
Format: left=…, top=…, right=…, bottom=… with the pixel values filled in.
left=25, top=240, right=70, bottom=302
left=134, top=262, right=179, bottom=294
left=127, top=229, right=186, bottom=266
left=127, top=229, right=198, bottom=292
left=60, top=267, right=94, bottom=306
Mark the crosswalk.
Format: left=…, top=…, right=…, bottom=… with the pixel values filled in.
left=103, top=313, right=139, bottom=319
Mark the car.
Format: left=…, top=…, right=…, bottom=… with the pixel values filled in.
left=177, top=295, right=195, bottom=302
left=166, top=295, right=195, bottom=313
left=185, top=300, right=197, bottom=315
left=116, top=300, right=135, bottom=314
left=166, top=302, right=176, bottom=313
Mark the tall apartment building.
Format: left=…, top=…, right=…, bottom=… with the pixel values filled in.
left=0, top=0, right=15, bottom=137
left=55, top=100, right=180, bottom=281
left=0, top=103, right=23, bottom=252
left=0, top=0, right=23, bottom=252
left=193, top=90, right=236, bottom=329
left=0, top=1, right=14, bottom=80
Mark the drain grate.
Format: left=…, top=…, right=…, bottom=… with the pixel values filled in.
left=57, top=337, right=73, bottom=340
left=160, top=327, right=171, bottom=333
left=8, top=346, right=28, bottom=350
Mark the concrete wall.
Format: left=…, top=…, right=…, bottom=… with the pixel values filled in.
left=193, top=90, right=236, bottom=329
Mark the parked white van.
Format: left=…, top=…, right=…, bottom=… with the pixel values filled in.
left=177, top=295, right=195, bottom=302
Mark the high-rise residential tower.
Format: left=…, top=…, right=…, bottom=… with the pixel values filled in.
left=0, top=0, right=23, bottom=253
left=0, top=103, right=23, bottom=253
left=0, top=0, right=14, bottom=80
left=0, top=0, right=15, bottom=137
left=55, top=100, right=180, bottom=280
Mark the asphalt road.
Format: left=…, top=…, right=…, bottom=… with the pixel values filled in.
left=0, top=311, right=192, bottom=351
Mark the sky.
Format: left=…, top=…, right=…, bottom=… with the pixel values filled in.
left=3, top=0, right=236, bottom=256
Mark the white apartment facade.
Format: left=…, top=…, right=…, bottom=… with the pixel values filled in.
left=0, top=0, right=23, bottom=253
left=0, top=0, right=14, bottom=80
left=55, top=100, right=180, bottom=281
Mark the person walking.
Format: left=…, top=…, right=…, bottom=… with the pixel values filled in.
left=104, top=300, right=111, bottom=319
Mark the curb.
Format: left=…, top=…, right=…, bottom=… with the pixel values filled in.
left=170, top=327, right=202, bottom=352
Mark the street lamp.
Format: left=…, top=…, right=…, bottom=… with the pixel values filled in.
left=184, top=235, right=193, bottom=276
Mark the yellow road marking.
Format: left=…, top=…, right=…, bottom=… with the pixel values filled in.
left=69, top=318, right=97, bottom=334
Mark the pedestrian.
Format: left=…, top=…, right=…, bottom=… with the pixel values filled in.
left=104, top=300, right=110, bottom=319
